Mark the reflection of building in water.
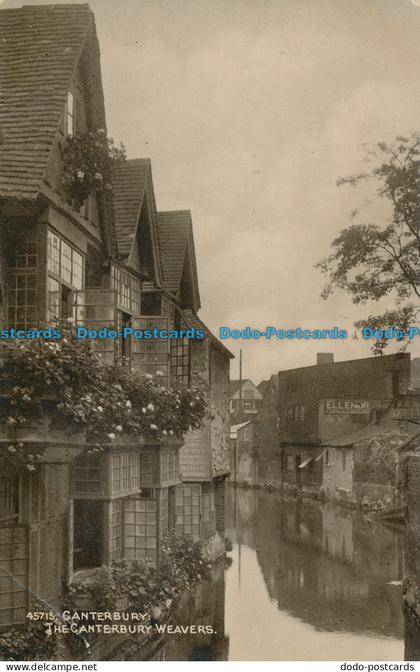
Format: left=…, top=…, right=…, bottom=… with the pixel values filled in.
left=226, top=489, right=404, bottom=639
left=225, top=486, right=261, bottom=549
left=322, top=505, right=353, bottom=563
left=229, top=421, right=256, bottom=485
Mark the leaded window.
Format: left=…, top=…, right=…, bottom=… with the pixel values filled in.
left=123, top=496, right=157, bottom=563
left=47, top=230, right=83, bottom=290
left=14, top=238, right=38, bottom=269
left=0, top=477, right=18, bottom=521
left=160, top=488, right=169, bottom=537
left=66, top=91, right=75, bottom=137
left=110, top=499, right=123, bottom=561
left=7, top=273, right=37, bottom=329
left=170, top=312, right=190, bottom=386
left=174, top=484, right=201, bottom=541
left=111, top=265, right=141, bottom=315
left=72, top=453, right=102, bottom=495
left=170, top=337, right=190, bottom=385
left=0, top=526, right=27, bottom=627
left=110, top=452, right=140, bottom=495
left=160, top=450, right=179, bottom=485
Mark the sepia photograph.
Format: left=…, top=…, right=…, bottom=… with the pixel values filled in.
left=0, top=0, right=420, bottom=665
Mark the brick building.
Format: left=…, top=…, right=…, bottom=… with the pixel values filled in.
left=230, top=420, right=256, bottom=485
left=229, top=379, right=262, bottom=423
left=252, top=373, right=281, bottom=487
left=0, top=3, right=231, bottom=631
left=278, top=352, right=410, bottom=496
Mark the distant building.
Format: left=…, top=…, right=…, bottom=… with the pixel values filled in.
left=321, top=393, right=420, bottom=510
left=229, top=379, right=263, bottom=423
left=230, top=421, right=256, bottom=485
left=411, top=357, right=420, bottom=390
left=253, top=374, right=281, bottom=487
left=278, top=352, right=411, bottom=497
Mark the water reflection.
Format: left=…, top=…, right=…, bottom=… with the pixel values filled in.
left=225, top=488, right=405, bottom=660
left=121, top=561, right=229, bottom=661
left=136, top=488, right=405, bottom=661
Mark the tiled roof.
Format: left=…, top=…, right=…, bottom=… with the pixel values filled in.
left=112, top=159, right=150, bottom=257
left=0, top=4, right=94, bottom=201
left=157, top=210, right=190, bottom=294
left=230, top=421, right=252, bottom=438
left=229, top=379, right=253, bottom=395
left=257, top=380, right=269, bottom=395
left=181, top=308, right=234, bottom=359
left=322, top=419, right=420, bottom=447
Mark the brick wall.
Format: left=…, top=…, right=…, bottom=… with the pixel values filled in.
left=213, top=477, right=226, bottom=536
left=278, top=353, right=410, bottom=444
left=253, top=374, right=282, bottom=486
left=209, top=345, right=230, bottom=476
left=179, top=338, right=211, bottom=480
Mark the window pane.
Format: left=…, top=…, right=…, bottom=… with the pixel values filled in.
left=67, top=91, right=74, bottom=115
left=47, top=231, right=60, bottom=276
left=60, top=241, right=72, bottom=284
left=72, top=250, right=83, bottom=290
left=47, top=276, right=60, bottom=322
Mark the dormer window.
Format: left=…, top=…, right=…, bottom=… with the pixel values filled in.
left=66, top=91, right=75, bottom=137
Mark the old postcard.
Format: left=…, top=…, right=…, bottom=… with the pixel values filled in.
left=0, top=0, right=420, bottom=665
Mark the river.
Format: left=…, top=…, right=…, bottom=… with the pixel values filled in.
left=128, top=486, right=406, bottom=661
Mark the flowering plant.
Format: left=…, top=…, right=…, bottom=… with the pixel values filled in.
left=61, top=129, right=126, bottom=202
left=0, top=325, right=207, bottom=445
left=0, top=441, right=45, bottom=474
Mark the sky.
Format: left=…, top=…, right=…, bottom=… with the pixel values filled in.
left=3, top=0, right=420, bottom=382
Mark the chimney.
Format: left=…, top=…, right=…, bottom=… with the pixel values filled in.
left=317, top=353, right=334, bottom=366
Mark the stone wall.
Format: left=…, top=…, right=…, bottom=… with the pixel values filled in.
left=213, top=477, right=226, bottom=536
left=403, top=454, right=420, bottom=659
left=209, top=345, right=230, bottom=477
left=253, top=374, right=282, bottom=487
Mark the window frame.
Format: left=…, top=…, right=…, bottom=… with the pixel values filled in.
left=47, top=229, right=84, bottom=322
left=66, top=91, right=75, bottom=137
left=111, top=264, right=141, bottom=315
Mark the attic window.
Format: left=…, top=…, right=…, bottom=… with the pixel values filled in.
left=66, top=91, right=75, bottom=137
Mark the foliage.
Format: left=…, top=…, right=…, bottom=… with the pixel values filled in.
left=354, top=435, right=399, bottom=483
left=0, top=324, right=207, bottom=451
left=68, top=532, right=211, bottom=613
left=0, top=441, right=45, bottom=474
left=61, top=129, right=126, bottom=202
left=317, top=133, right=420, bottom=353
left=0, top=621, right=57, bottom=661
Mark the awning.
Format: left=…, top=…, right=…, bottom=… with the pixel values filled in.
left=315, top=449, right=327, bottom=461
left=298, top=456, right=315, bottom=469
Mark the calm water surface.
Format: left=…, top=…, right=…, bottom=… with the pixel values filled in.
left=223, top=487, right=404, bottom=661
left=136, top=487, right=405, bottom=661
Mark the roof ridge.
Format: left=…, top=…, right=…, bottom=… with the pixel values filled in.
left=124, top=157, right=151, bottom=165
left=158, top=209, right=191, bottom=215
left=22, top=3, right=91, bottom=9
